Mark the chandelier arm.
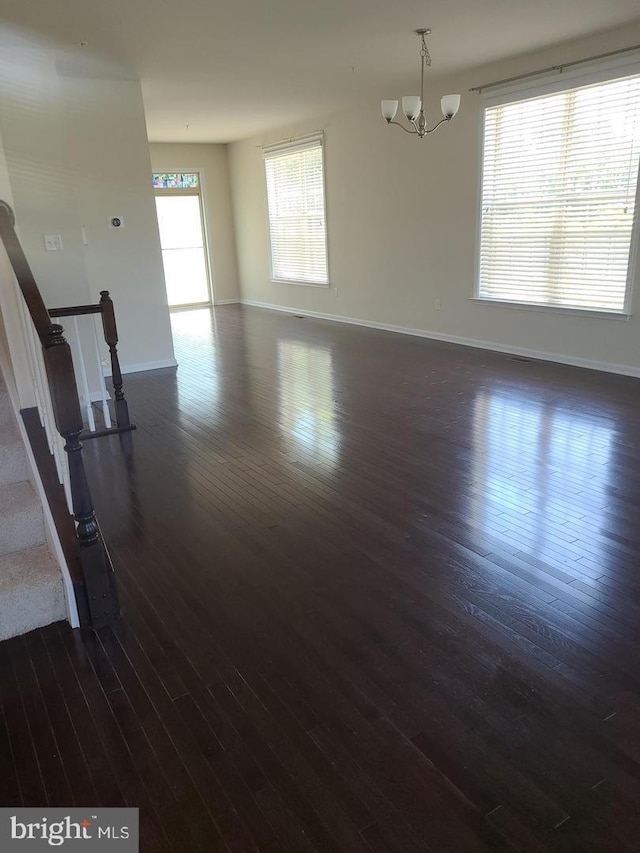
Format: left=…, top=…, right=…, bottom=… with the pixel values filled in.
left=425, top=117, right=452, bottom=134
left=388, top=120, right=418, bottom=135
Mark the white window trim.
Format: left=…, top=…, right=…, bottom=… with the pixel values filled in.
left=474, top=55, right=640, bottom=317
left=263, top=132, right=330, bottom=288
left=469, top=296, right=632, bottom=320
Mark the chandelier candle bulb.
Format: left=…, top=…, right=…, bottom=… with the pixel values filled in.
left=381, top=28, right=461, bottom=138
left=402, top=96, right=421, bottom=121
left=381, top=100, right=399, bottom=122
left=441, top=94, right=461, bottom=119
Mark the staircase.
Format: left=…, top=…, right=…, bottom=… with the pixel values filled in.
left=0, top=373, right=66, bottom=641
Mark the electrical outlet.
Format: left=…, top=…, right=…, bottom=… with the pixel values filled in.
left=43, top=234, right=63, bottom=251
left=434, top=297, right=441, bottom=310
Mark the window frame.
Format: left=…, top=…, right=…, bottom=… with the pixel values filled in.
left=473, top=54, right=640, bottom=318
left=263, top=132, right=330, bottom=288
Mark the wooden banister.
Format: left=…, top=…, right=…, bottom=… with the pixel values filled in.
left=0, top=199, right=120, bottom=630
left=0, top=201, right=51, bottom=337
left=99, top=290, right=132, bottom=433
left=49, top=293, right=135, bottom=439
left=49, top=304, right=102, bottom=318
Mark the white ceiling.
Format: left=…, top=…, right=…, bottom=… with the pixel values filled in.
left=1, top=0, right=640, bottom=142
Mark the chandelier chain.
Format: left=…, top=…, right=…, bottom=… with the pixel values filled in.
left=420, top=33, right=432, bottom=67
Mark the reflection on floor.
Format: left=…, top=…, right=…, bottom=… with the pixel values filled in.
left=470, top=389, right=614, bottom=570
left=3, top=304, right=640, bottom=852
left=278, top=339, right=339, bottom=467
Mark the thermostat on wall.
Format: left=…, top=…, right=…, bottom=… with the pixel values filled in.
left=108, top=215, right=125, bottom=229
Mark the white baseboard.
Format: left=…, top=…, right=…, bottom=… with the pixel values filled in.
left=106, top=358, right=178, bottom=376
left=239, top=299, right=640, bottom=379
left=215, top=299, right=241, bottom=305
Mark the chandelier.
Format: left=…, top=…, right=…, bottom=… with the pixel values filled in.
left=381, top=29, right=461, bottom=137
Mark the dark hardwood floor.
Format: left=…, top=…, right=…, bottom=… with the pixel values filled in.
left=3, top=303, right=640, bottom=851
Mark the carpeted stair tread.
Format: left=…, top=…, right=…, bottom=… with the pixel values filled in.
left=0, top=370, right=67, bottom=639
left=0, top=421, right=29, bottom=486
left=0, top=383, right=11, bottom=426
left=0, top=480, right=45, bottom=556
left=0, top=544, right=66, bottom=640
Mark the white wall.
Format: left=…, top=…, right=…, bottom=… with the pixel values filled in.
left=0, top=121, right=36, bottom=408
left=149, top=143, right=240, bottom=303
left=0, top=28, right=176, bottom=380
left=229, top=22, right=640, bottom=376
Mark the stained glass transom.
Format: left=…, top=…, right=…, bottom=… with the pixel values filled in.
left=153, top=172, right=199, bottom=189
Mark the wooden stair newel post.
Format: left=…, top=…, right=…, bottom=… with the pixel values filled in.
left=43, top=323, right=120, bottom=629
left=99, top=290, right=131, bottom=430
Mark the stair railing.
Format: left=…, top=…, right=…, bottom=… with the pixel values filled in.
left=0, top=199, right=120, bottom=629
left=49, top=292, right=136, bottom=439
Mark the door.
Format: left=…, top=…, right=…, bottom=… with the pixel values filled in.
left=154, top=172, right=212, bottom=307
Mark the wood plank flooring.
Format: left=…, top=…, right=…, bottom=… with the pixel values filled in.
left=3, top=304, right=640, bottom=851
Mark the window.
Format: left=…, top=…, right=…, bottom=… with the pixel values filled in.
left=477, top=69, right=640, bottom=313
left=264, top=134, right=328, bottom=285
left=153, top=172, right=199, bottom=189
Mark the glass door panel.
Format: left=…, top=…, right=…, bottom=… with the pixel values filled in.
left=155, top=194, right=210, bottom=307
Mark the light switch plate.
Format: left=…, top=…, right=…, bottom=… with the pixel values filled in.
left=43, top=234, right=63, bottom=251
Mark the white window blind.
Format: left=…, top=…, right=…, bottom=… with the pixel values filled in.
left=478, top=73, right=640, bottom=313
left=264, top=135, right=328, bottom=285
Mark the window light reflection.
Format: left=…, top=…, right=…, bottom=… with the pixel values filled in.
left=470, top=390, right=613, bottom=568
left=171, top=308, right=220, bottom=412
left=277, top=340, right=339, bottom=467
